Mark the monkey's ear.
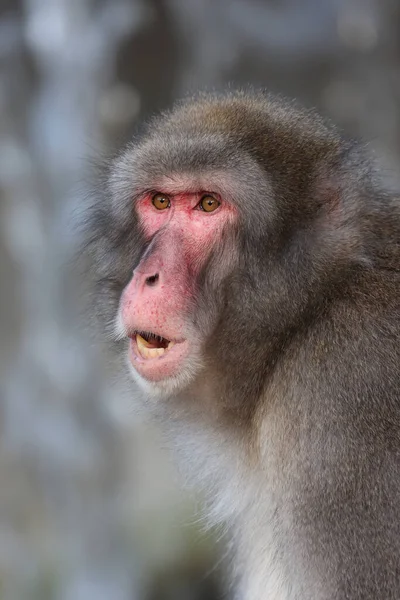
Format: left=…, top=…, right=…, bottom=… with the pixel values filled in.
left=315, top=143, right=374, bottom=216
left=310, top=148, right=373, bottom=267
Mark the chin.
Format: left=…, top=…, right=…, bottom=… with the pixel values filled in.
left=126, top=351, right=203, bottom=398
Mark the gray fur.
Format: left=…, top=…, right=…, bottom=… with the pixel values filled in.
left=84, top=90, right=400, bottom=599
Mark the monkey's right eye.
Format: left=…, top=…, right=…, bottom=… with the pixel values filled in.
left=152, top=193, right=170, bottom=210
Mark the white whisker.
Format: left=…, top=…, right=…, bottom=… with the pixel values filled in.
left=113, top=309, right=126, bottom=342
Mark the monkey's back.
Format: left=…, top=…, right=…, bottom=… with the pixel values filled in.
left=254, top=265, right=400, bottom=599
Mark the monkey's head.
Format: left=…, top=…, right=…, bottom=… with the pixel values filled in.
left=88, top=91, right=371, bottom=403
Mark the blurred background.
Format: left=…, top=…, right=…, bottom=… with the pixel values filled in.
left=1, top=0, right=400, bottom=598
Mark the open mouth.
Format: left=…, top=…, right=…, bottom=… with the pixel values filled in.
left=127, top=329, right=190, bottom=382
left=133, top=331, right=175, bottom=360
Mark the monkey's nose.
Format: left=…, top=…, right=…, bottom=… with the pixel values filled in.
left=145, top=273, right=159, bottom=287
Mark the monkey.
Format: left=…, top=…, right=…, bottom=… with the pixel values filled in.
left=84, top=90, right=400, bottom=599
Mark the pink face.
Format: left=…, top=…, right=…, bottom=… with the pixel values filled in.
left=118, top=188, right=236, bottom=385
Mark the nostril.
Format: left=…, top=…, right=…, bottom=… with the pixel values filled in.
left=145, top=273, right=159, bottom=287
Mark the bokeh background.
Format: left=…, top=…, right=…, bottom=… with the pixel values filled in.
left=1, top=1, right=400, bottom=599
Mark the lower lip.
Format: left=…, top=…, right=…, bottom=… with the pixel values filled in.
left=128, top=336, right=189, bottom=382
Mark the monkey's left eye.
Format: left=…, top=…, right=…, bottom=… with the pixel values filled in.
left=199, top=195, right=220, bottom=213
left=152, top=193, right=170, bottom=210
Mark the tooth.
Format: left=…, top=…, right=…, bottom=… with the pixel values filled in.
left=137, top=334, right=152, bottom=348
left=136, top=334, right=166, bottom=359
left=144, top=346, right=164, bottom=358
left=136, top=334, right=150, bottom=358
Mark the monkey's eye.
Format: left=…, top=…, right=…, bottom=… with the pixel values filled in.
left=152, top=193, right=170, bottom=210
left=199, top=195, right=220, bottom=213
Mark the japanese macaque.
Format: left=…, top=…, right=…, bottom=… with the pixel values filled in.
left=85, top=91, right=400, bottom=599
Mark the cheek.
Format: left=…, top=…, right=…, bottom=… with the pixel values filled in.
left=186, top=213, right=237, bottom=270
left=136, top=199, right=169, bottom=237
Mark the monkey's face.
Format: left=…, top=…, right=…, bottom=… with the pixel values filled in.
left=114, top=181, right=238, bottom=396
left=92, top=92, right=348, bottom=400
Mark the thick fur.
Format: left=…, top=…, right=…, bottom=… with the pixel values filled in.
left=85, top=91, right=400, bottom=599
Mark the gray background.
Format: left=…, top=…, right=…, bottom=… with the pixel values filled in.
left=1, top=0, right=400, bottom=599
